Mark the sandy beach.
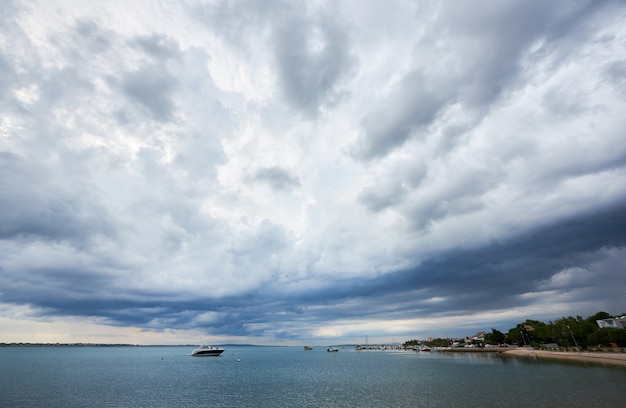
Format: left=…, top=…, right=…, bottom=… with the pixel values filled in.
left=502, top=348, right=626, bottom=368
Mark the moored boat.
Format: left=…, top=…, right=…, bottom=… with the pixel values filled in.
left=327, top=347, right=339, bottom=352
left=191, top=345, right=225, bottom=356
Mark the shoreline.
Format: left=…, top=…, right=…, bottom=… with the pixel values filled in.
left=501, top=348, right=626, bottom=368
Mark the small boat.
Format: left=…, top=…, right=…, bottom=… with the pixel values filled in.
left=327, top=347, right=339, bottom=352
left=303, top=346, right=313, bottom=350
left=420, top=346, right=431, bottom=352
left=191, top=345, right=225, bottom=357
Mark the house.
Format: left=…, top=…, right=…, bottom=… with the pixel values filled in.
left=596, top=316, right=626, bottom=329
left=470, top=332, right=486, bottom=342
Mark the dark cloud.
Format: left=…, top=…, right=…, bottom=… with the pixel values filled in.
left=351, top=70, right=452, bottom=160
left=0, top=152, right=113, bottom=245
left=38, top=66, right=95, bottom=106
left=3, top=202, right=622, bottom=339
left=605, top=59, right=626, bottom=97
left=74, top=20, right=112, bottom=54
left=131, top=34, right=181, bottom=60
left=351, top=0, right=619, bottom=161
left=186, top=0, right=278, bottom=48
left=336, top=203, right=626, bottom=315
left=272, top=9, right=356, bottom=117
left=248, top=166, right=300, bottom=191
left=358, top=182, right=408, bottom=212
left=187, top=0, right=356, bottom=117
left=228, top=219, right=292, bottom=273
left=0, top=53, right=14, bottom=95
left=121, top=65, right=179, bottom=121
left=439, top=0, right=608, bottom=106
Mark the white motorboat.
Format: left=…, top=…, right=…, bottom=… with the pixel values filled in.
left=327, top=347, right=339, bottom=352
left=191, top=345, right=225, bottom=357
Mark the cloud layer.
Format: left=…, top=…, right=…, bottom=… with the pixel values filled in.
left=1, top=0, right=625, bottom=344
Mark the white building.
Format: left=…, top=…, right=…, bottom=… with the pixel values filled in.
left=596, top=316, right=626, bottom=329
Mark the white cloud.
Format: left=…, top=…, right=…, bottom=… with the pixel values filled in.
left=1, top=0, right=625, bottom=344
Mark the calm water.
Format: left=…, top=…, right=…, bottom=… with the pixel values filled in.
left=1, top=346, right=625, bottom=407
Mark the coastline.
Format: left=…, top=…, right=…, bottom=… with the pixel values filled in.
left=501, top=348, right=626, bottom=368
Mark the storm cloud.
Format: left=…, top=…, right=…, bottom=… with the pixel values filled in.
left=1, top=0, right=625, bottom=345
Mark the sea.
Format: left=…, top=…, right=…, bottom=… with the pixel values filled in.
left=1, top=345, right=625, bottom=407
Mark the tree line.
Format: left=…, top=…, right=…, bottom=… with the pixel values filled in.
left=503, top=311, right=626, bottom=349
left=404, top=311, right=626, bottom=350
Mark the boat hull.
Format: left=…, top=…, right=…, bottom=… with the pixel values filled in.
left=191, top=346, right=225, bottom=357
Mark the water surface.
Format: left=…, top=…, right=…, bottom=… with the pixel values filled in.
left=1, top=346, right=624, bottom=407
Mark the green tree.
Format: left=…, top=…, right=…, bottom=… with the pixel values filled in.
left=607, top=328, right=626, bottom=347
left=503, top=311, right=621, bottom=350
left=587, top=311, right=611, bottom=322
left=506, top=326, right=524, bottom=345
left=484, top=328, right=505, bottom=344
left=588, top=328, right=626, bottom=347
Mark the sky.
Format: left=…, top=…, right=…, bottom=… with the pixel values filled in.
left=1, top=0, right=626, bottom=346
